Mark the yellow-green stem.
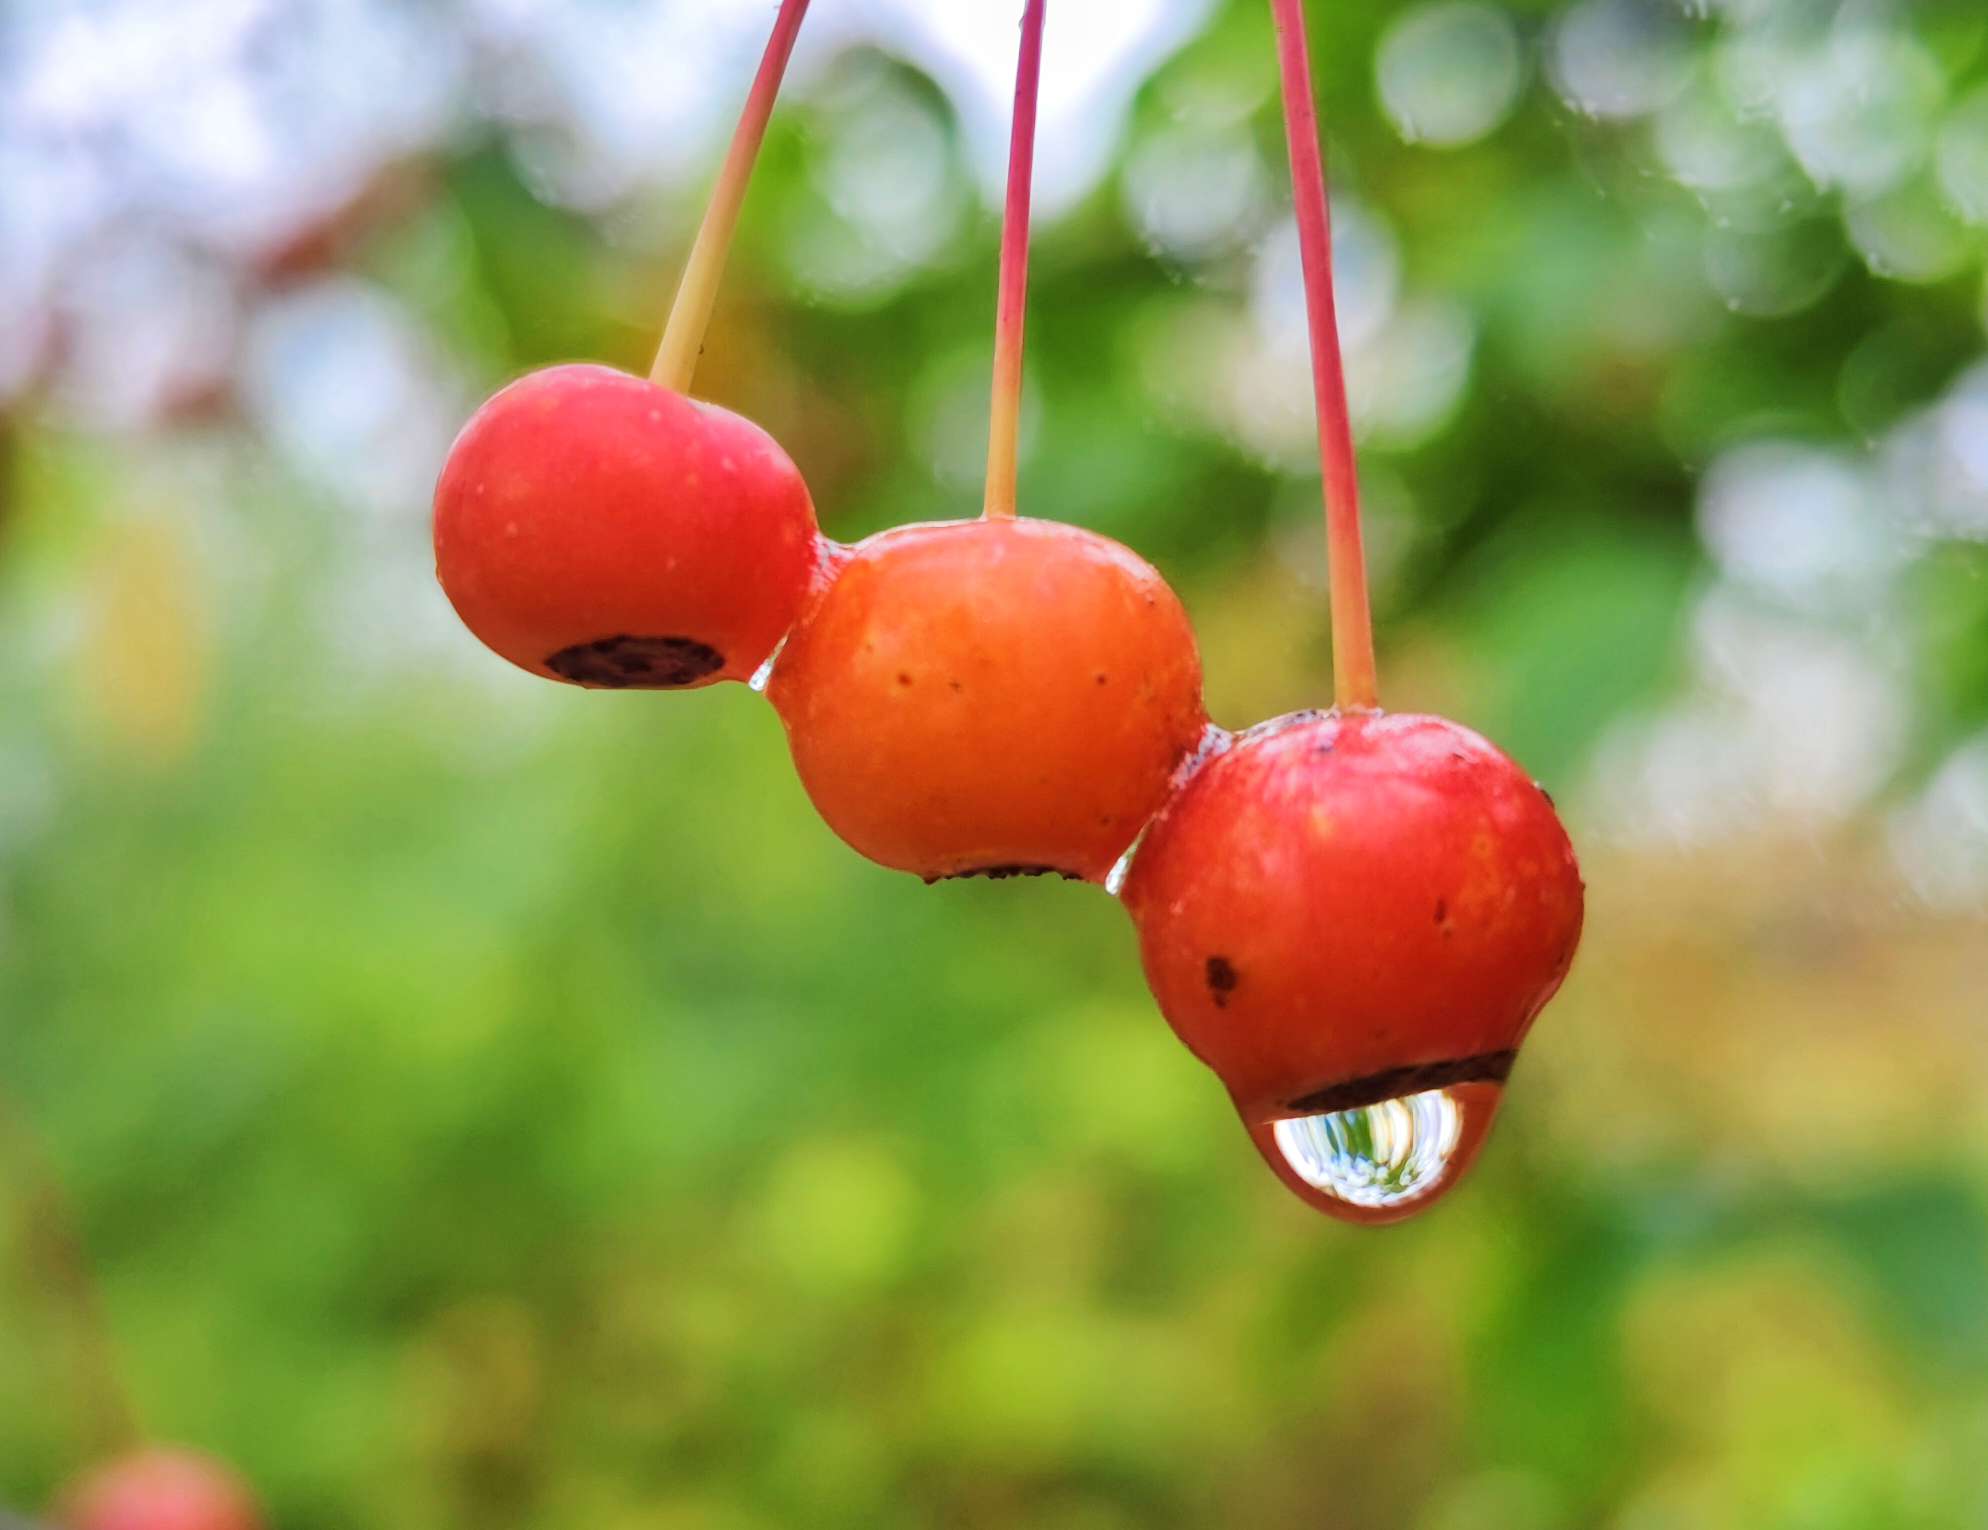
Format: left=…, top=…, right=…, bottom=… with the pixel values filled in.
left=650, top=0, right=812, bottom=394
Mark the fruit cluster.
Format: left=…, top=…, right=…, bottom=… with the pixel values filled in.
left=16, top=8, right=1587, bottom=1528
left=432, top=0, right=1584, bottom=1224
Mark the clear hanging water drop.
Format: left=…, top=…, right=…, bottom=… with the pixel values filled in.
left=1253, top=1080, right=1504, bottom=1223
left=1273, top=1088, right=1462, bottom=1208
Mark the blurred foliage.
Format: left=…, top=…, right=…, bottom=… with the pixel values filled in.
left=4, top=0, right=1988, bottom=1527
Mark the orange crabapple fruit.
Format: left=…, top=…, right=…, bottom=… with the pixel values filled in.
left=767, top=516, right=1209, bottom=884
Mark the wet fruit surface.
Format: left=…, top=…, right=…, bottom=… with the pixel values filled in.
left=1121, top=710, right=1584, bottom=1126
left=768, top=517, right=1208, bottom=882
left=433, top=363, right=817, bottom=688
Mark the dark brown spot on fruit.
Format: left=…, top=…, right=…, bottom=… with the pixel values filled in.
left=897, top=672, right=913, bottom=686
left=1095, top=673, right=1109, bottom=686
left=1434, top=898, right=1447, bottom=924
left=1285, top=1049, right=1518, bottom=1116
left=1205, top=955, right=1238, bottom=1007
left=546, top=635, right=723, bottom=688
left=934, top=864, right=1086, bottom=883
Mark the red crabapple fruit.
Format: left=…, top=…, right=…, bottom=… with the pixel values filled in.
left=55, top=1448, right=262, bottom=1530
left=1121, top=709, right=1584, bottom=1223
left=433, top=364, right=817, bottom=689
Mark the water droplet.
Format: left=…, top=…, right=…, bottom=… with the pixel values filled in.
left=1172, top=721, right=1234, bottom=787
left=748, top=634, right=790, bottom=693
left=1249, top=1081, right=1504, bottom=1224
left=1275, top=1088, right=1461, bottom=1206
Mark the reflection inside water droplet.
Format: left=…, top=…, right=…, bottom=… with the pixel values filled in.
left=1271, top=1087, right=1469, bottom=1212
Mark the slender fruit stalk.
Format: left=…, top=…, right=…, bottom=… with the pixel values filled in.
left=0, top=1087, right=141, bottom=1459
left=650, top=0, right=812, bottom=393
left=982, top=0, right=1047, bottom=521
left=1269, top=0, right=1378, bottom=711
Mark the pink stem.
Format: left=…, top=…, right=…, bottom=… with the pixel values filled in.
left=1269, top=0, right=1379, bottom=711
left=982, top=0, right=1047, bottom=521
left=651, top=0, right=812, bottom=393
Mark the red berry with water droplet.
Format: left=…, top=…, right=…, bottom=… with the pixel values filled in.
left=55, top=1449, right=262, bottom=1530
left=768, top=517, right=1208, bottom=882
left=433, top=363, right=817, bottom=689
left=1120, top=710, right=1584, bottom=1223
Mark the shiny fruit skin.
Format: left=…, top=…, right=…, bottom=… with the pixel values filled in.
left=433, top=363, right=817, bottom=689
left=1121, top=710, right=1583, bottom=1120
left=56, top=1449, right=262, bottom=1530
left=768, top=517, right=1208, bottom=882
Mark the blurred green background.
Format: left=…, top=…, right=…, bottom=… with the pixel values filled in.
left=5, top=0, right=1988, bottom=1525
